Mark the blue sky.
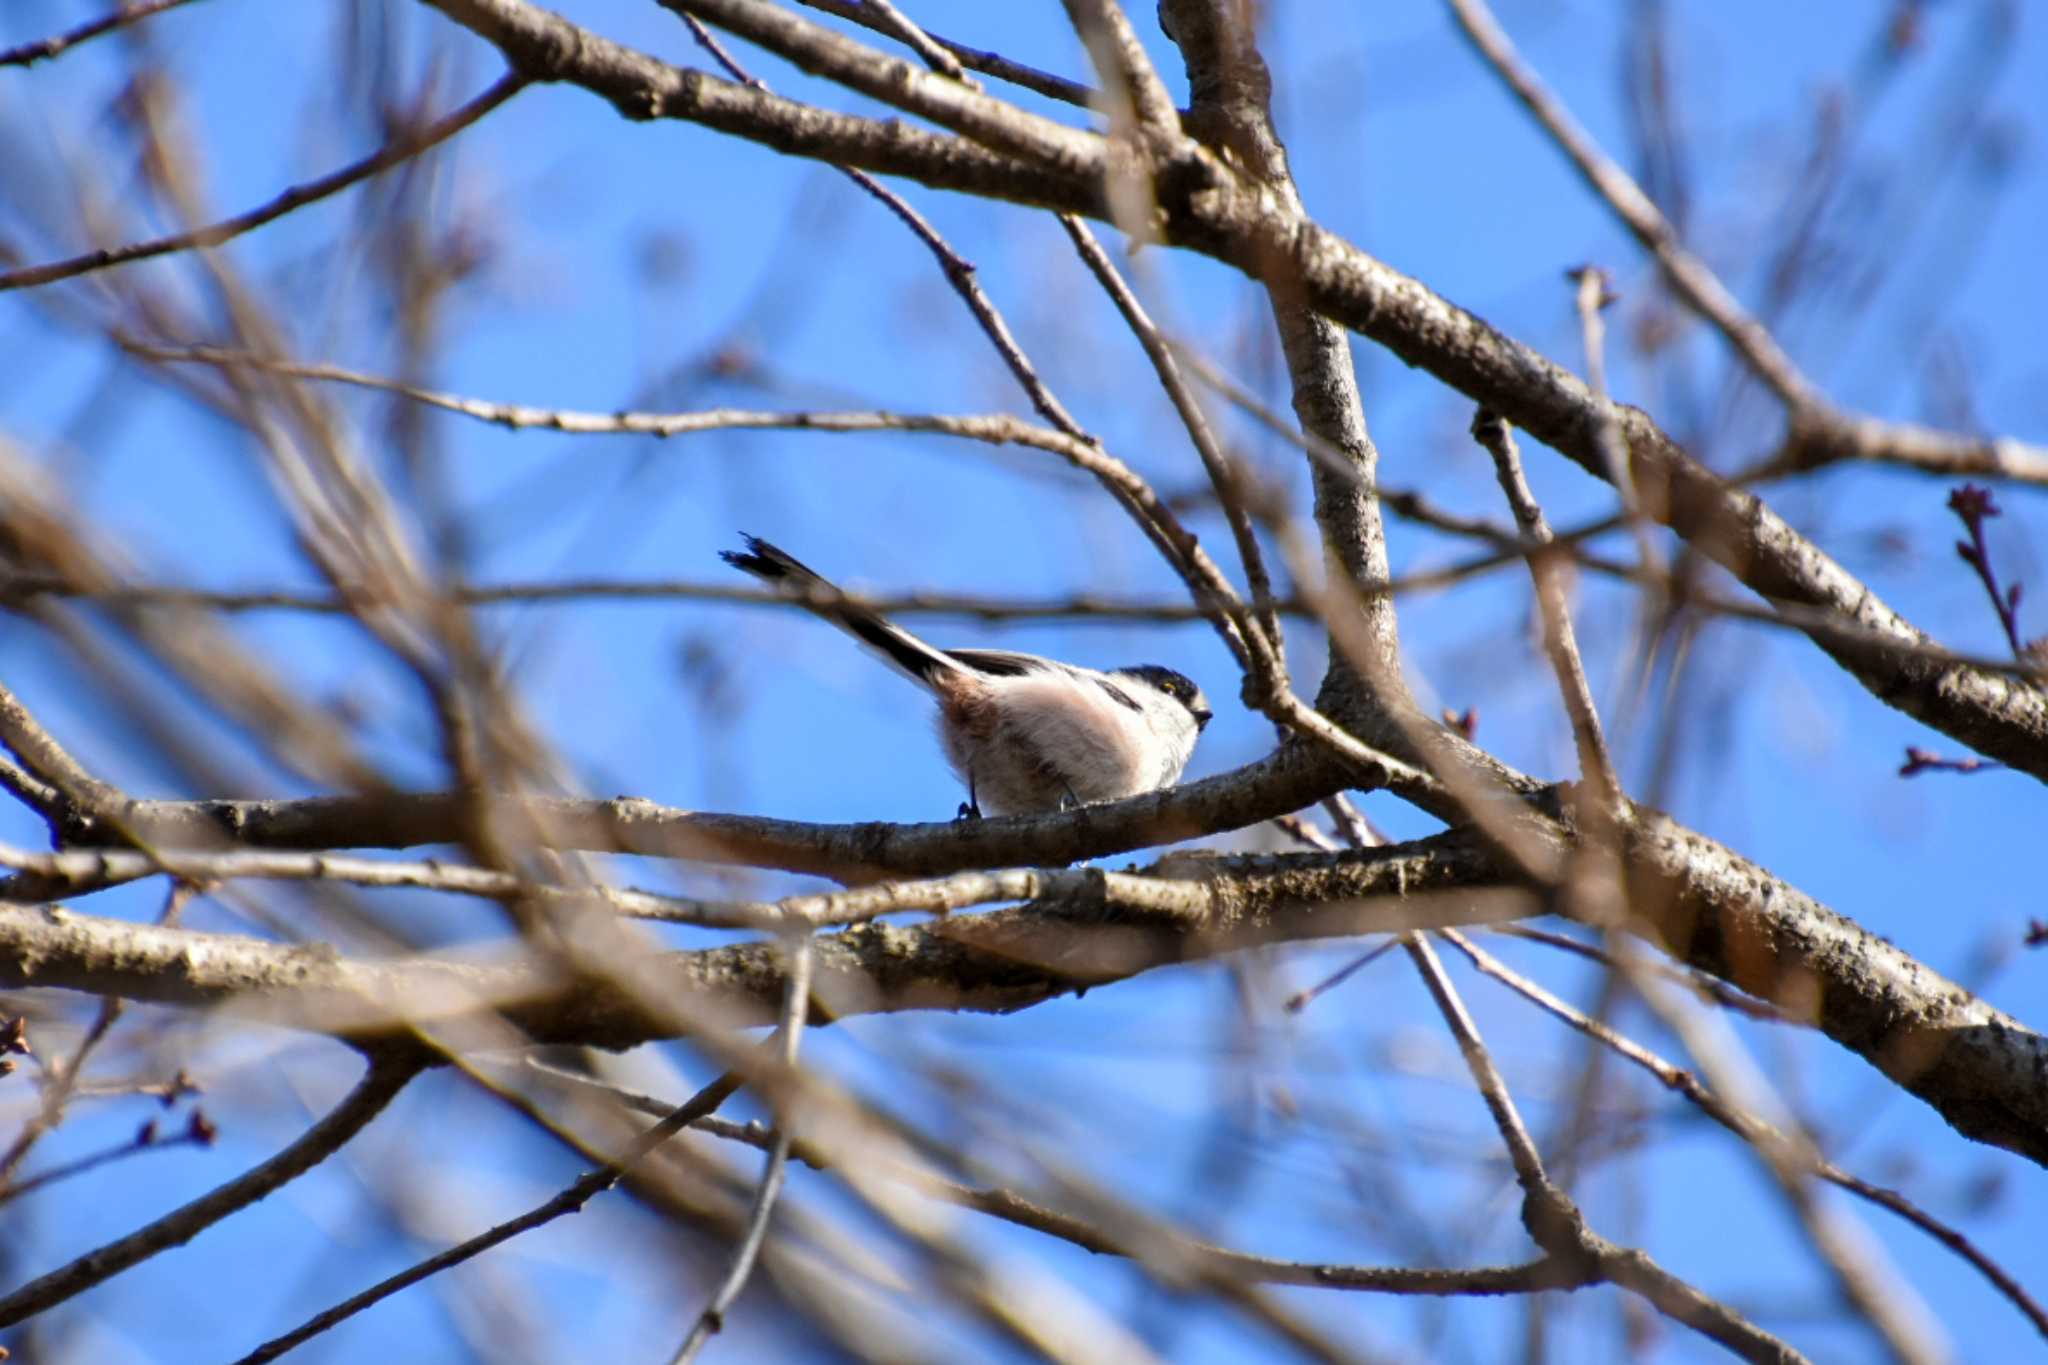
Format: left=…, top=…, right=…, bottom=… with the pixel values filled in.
left=3, top=1, right=2045, bottom=1360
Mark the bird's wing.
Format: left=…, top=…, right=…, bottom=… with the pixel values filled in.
left=943, top=648, right=1064, bottom=678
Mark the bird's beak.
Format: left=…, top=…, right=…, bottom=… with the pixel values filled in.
left=1193, top=705, right=1213, bottom=732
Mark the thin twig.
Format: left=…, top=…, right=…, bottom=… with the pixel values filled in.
left=116, top=347, right=2048, bottom=683
left=1472, top=409, right=1621, bottom=808
left=1602, top=937, right=1951, bottom=1364
left=1321, top=793, right=1383, bottom=848
left=0, top=841, right=1115, bottom=928
left=1443, top=928, right=2048, bottom=1342
left=139, top=336, right=1255, bottom=659
left=0, top=678, right=128, bottom=836
left=1440, top=0, right=2048, bottom=491
left=1442, top=0, right=1813, bottom=409
left=672, top=10, right=1270, bottom=681
left=34, top=540, right=2028, bottom=688
left=1168, top=339, right=1386, bottom=492
left=3, top=572, right=1279, bottom=623
left=1404, top=934, right=1807, bottom=1364
left=659, top=0, right=1102, bottom=173
left=854, top=0, right=976, bottom=86
left=0, top=751, right=62, bottom=828
left=0, top=1112, right=216, bottom=1208
left=0, top=73, right=529, bottom=292
left=0, top=882, right=196, bottom=1184
left=793, top=0, right=1099, bottom=107
left=1569, top=266, right=1666, bottom=584
left=1946, top=483, right=2036, bottom=661
left=1284, top=939, right=1400, bottom=1013
left=0, top=1048, right=424, bottom=1328
left=1491, top=924, right=1790, bottom=1024
left=232, top=1071, right=744, bottom=1364
left=1058, top=215, right=1286, bottom=667
left=0, top=0, right=202, bottom=69
left=1898, top=746, right=2004, bottom=778
left=671, top=936, right=814, bottom=1361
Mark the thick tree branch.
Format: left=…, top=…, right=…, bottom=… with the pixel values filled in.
left=0, top=831, right=1522, bottom=1039
left=42, top=743, right=1354, bottom=882
left=655, top=0, right=1107, bottom=171
left=1170, top=186, right=2048, bottom=779
left=6, top=806, right=2044, bottom=1168
left=418, top=0, right=1109, bottom=212
left=1619, top=807, right=2048, bottom=1163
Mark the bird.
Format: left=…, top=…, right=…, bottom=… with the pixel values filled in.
left=721, top=535, right=1212, bottom=817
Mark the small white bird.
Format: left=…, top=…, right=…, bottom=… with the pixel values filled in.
left=722, top=536, right=1212, bottom=817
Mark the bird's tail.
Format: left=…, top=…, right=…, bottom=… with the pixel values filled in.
left=721, top=535, right=962, bottom=689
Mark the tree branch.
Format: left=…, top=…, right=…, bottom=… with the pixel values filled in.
left=0, top=72, right=530, bottom=292
left=6, top=807, right=2045, bottom=1167
left=408, top=0, right=2048, bottom=776
left=0, top=1048, right=423, bottom=1328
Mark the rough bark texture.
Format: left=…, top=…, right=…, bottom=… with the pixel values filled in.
left=8, top=814, right=2044, bottom=1166
left=1622, top=811, right=2048, bottom=1161
left=70, top=743, right=1346, bottom=882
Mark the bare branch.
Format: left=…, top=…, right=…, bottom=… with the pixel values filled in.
left=1947, top=483, right=2037, bottom=662
left=672, top=939, right=812, bottom=1362
left=1446, top=0, right=2048, bottom=492
left=0, top=0, right=204, bottom=70
left=0, top=1048, right=424, bottom=1329
left=55, top=745, right=1354, bottom=882
left=1611, top=938, right=1951, bottom=1364
left=794, top=0, right=1099, bottom=107
left=652, top=0, right=1103, bottom=170
left=0, top=571, right=1302, bottom=625
left=0, top=882, right=194, bottom=1185
left=409, top=0, right=2048, bottom=777
left=1058, top=215, right=1286, bottom=661
left=848, top=0, right=975, bottom=87
left=232, top=1072, right=743, bottom=1364
left=1445, top=929, right=2048, bottom=1343
left=1775, top=411, right=2048, bottom=489
left=7, top=803, right=2046, bottom=1169
left=1061, top=0, right=1181, bottom=148
left=1473, top=409, right=1620, bottom=807
left=1443, top=0, right=1814, bottom=409
left=0, top=678, right=129, bottom=838
left=1406, top=934, right=1805, bottom=1363
left=626, top=1061, right=1600, bottom=1300
left=0, top=73, right=529, bottom=292
left=0, top=831, right=1525, bottom=1038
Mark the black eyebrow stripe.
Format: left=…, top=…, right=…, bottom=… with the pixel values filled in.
left=1094, top=678, right=1144, bottom=713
